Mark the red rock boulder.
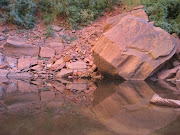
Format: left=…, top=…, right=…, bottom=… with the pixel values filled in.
left=93, top=15, right=177, bottom=80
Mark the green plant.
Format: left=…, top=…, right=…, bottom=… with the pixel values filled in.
left=37, top=0, right=121, bottom=28
left=42, top=14, right=54, bottom=25
left=1, top=0, right=122, bottom=29
left=0, top=12, right=8, bottom=23
left=44, top=25, right=54, bottom=38
left=34, top=36, right=40, bottom=39
left=0, top=0, right=37, bottom=29
left=16, top=30, right=25, bottom=34
left=122, top=0, right=141, bottom=10
left=141, top=0, right=180, bottom=36
left=62, top=35, right=77, bottom=43
left=25, top=34, right=29, bottom=38
left=0, top=0, right=11, bottom=10
left=0, top=0, right=10, bottom=23
left=9, top=0, right=37, bottom=29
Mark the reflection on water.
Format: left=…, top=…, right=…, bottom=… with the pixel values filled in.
left=0, top=78, right=180, bottom=135
left=93, top=80, right=180, bottom=135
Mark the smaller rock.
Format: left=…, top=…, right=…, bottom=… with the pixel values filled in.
left=66, top=62, right=70, bottom=68
left=133, top=5, right=144, bottom=10
left=158, top=66, right=180, bottom=80
left=84, top=57, right=91, bottom=63
left=92, top=75, right=103, bottom=79
left=0, top=63, right=8, bottom=69
left=37, top=70, right=46, bottom=74
left=37, top=60, right=44, bottom=65
left=18, top=80, right=38, bottom=92
left=55, top=63, right=65, bottom=72
left=56, top=69, right=73, bottom=78
left=80, top=71, right=90, bottom=78
left=18, top=56, right=31, bottom=70
left=73, top=70, right=78, bottom=76
left=172, top=33, right=179, bottom=39
left=3, top=36, right=40, bottom=57
left=51, top=58, right=64, bottom=70
left=9, top=67, right=21, bottom=73
left=47, top=63, right=52, bottom=68
left=63, top=89, right=72, bottom=95
left=173, top=60, right=180, bottom=67
left=172, top=34, right=180, bottom=54
left=47, top=42, right=64, bottom=55
left=88, top=64, right=96, bottom=73
left=149, top=21, right=155, bottom=26
left=33, top=74, right=39, bottom=78
left=90, top=72, right=97, bottom=78
left=150, top=94, right=180, bottom=108
left=51, top=82, right=65, bottom=92
left=31, top=79, right=43, bottom=86
left=40, top=47, right=55, bottom=58
left=0, top=32, right=6, bottom=37
left=0, top=69, right=9, bottom=77
left=0, top=106, right=6, bottom=111
left=31, top=57, right=38, bottom=66
left=89, top=61, right=94, bottom=66
left=6, top=57, right=17, bottom=68
left=89, top=81, right=97, bottom=90
left=131, top=9, right=149, bottom=22
left=0, top=36, right=5, bottom=41
left=31, top=65, right=44, bottom=71
left=67, top=61, right=87, bottom=70
left=63, top=55, right=72, bottom=62
left=6, top=82, right=18, bottom=93
left=8, top=72, right=32, bottom=79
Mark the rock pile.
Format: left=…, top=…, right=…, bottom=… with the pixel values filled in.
left=0, top=24, right=102, bottom=80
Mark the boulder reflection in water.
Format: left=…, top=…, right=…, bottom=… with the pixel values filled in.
left=93, top=80, right=180, bottom=135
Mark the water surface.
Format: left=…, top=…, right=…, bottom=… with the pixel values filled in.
left=0, top=78, right=180, bottom=135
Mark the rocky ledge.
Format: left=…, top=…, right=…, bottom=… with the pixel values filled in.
left=0, top=35, right=101, bottom=80
left=0, top=25, right=102, bottom=80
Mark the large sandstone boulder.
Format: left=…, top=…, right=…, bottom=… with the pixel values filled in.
left=93, top=15, right=177, bottom=80
left=3, top=36, right=40, bottom=57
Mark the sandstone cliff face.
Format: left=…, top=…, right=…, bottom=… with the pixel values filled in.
left=93, top=15, right=177, bottom=80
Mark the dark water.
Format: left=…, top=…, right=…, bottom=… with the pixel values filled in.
left=0, top=77, right=180, bottom=135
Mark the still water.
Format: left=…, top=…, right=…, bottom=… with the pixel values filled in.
left=0, top=77, right=180, bottom=135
